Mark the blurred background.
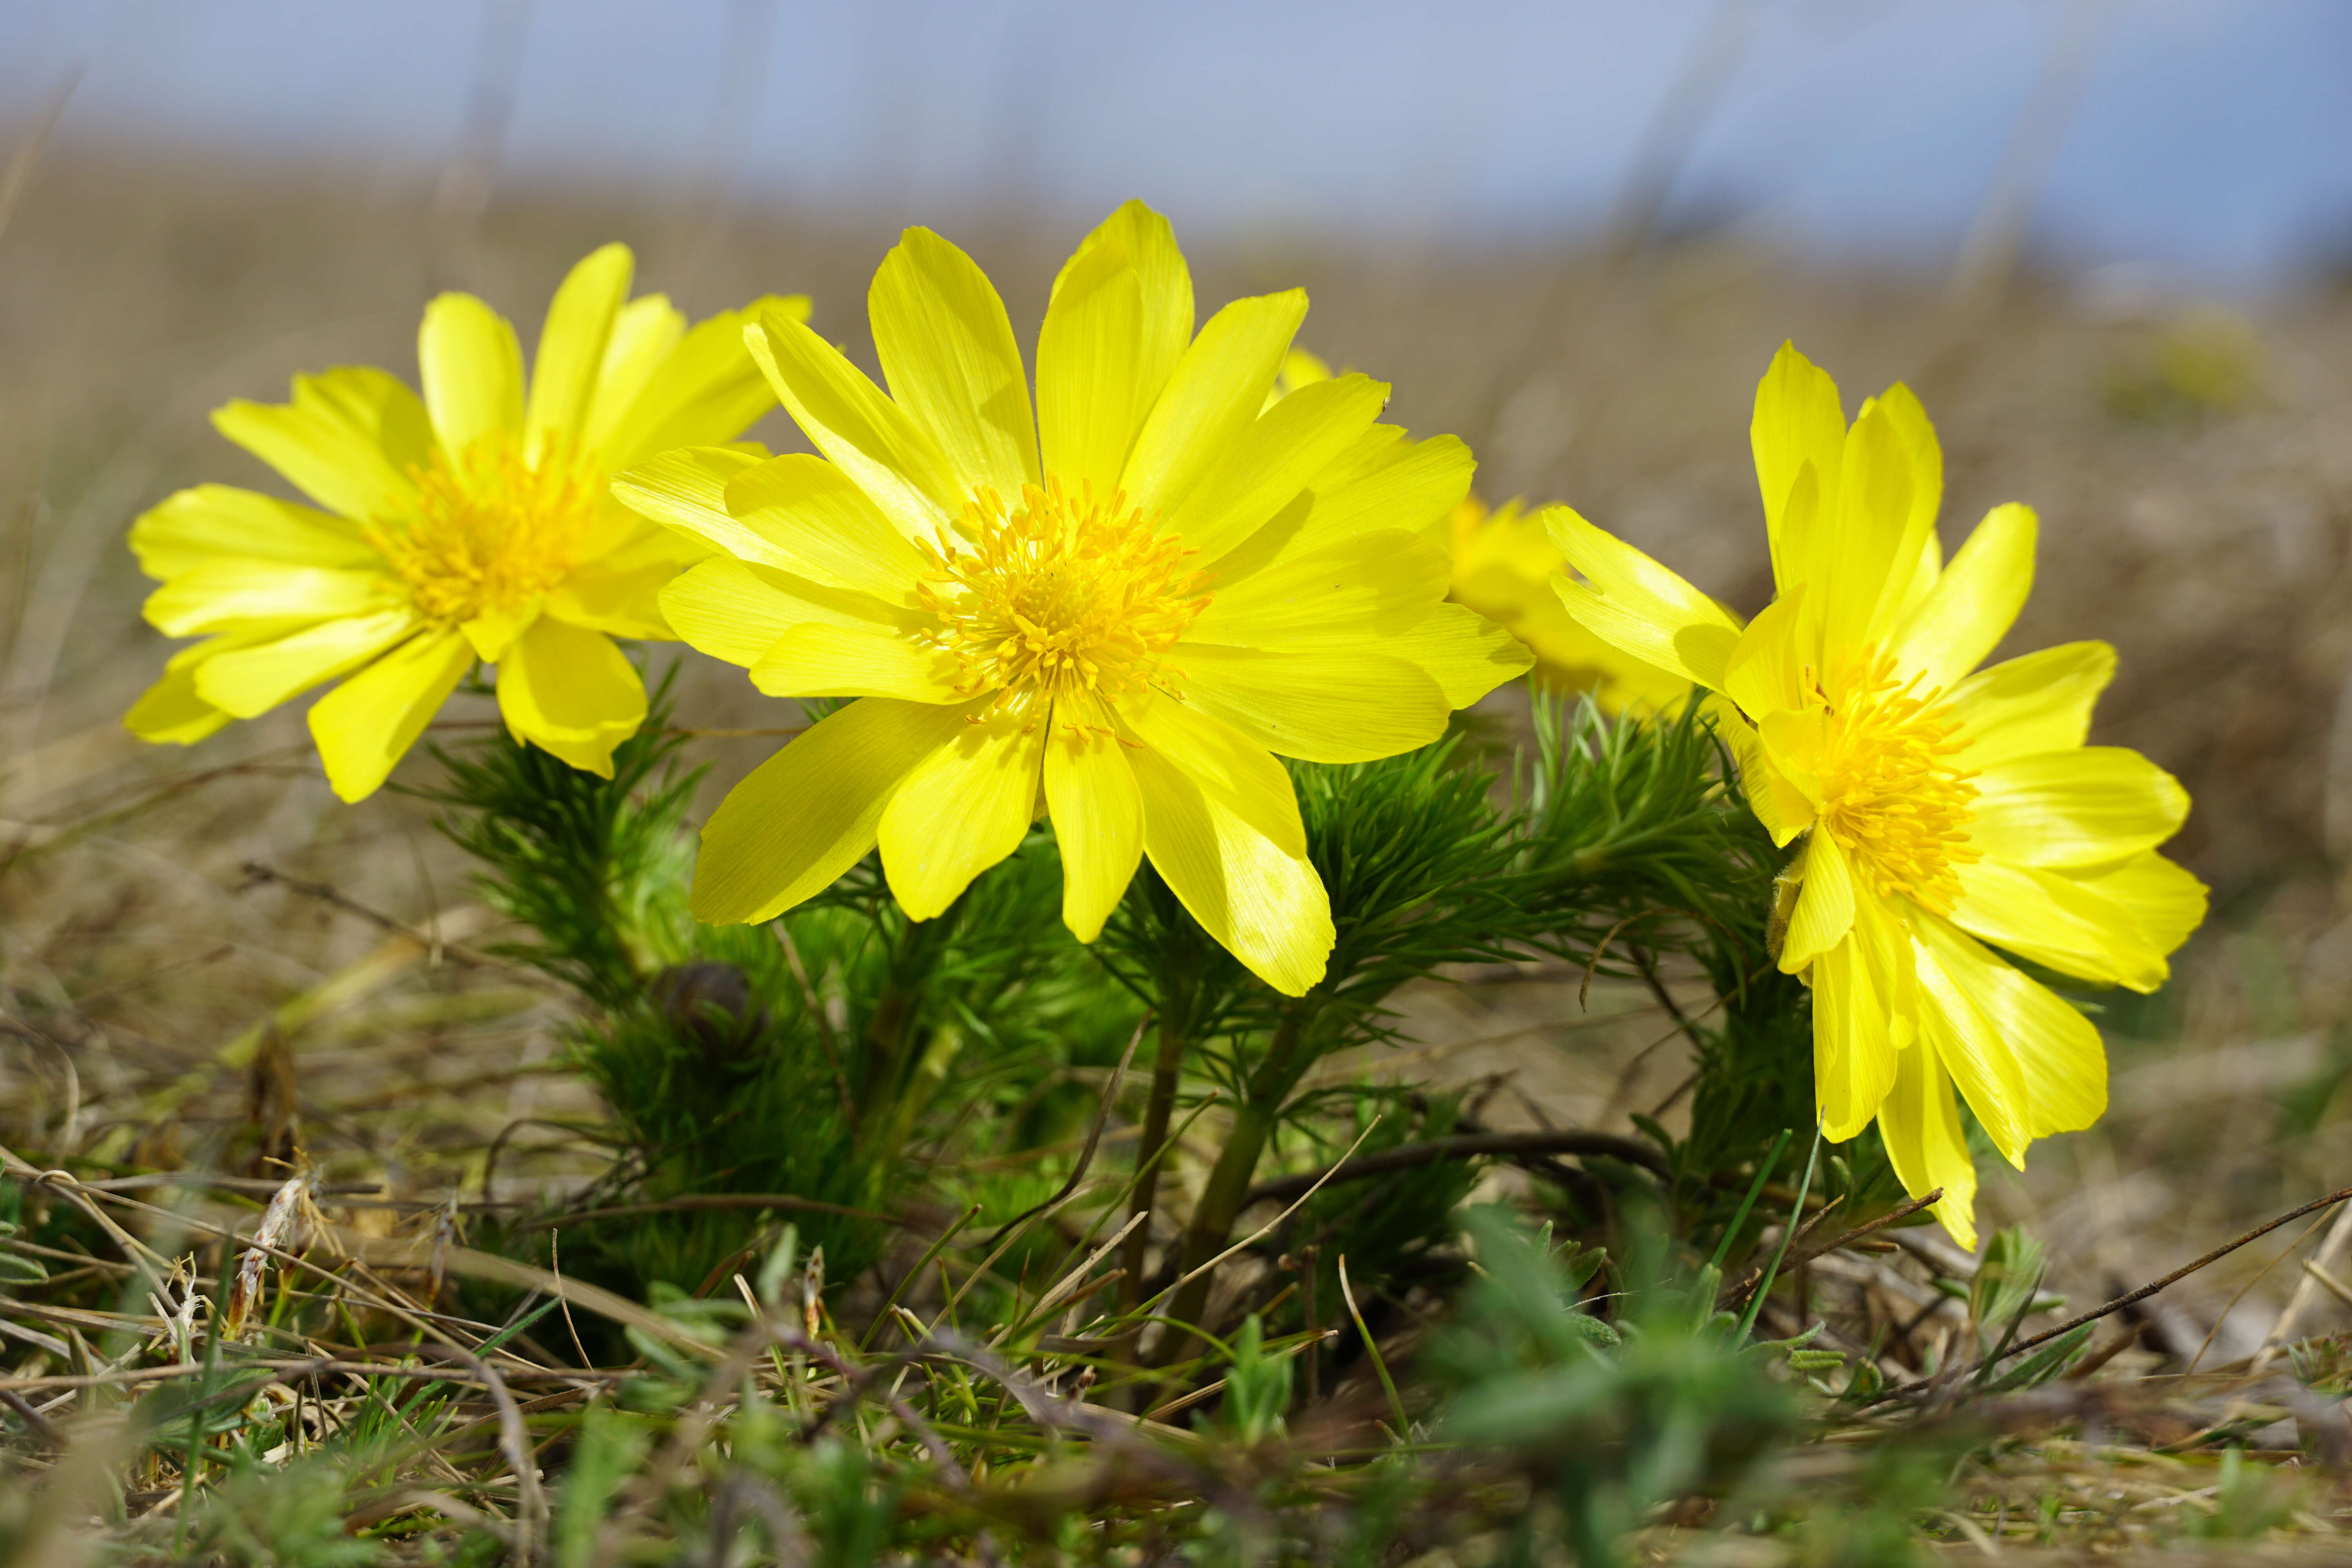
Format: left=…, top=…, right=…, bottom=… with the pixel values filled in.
left=4, top=0, right=2352, bottom=1355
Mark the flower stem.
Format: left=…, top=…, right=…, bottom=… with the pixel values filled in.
left=1121, top=979, right=1195, bottom=1312
left=1155, top=1002, right=1325, bottom=1364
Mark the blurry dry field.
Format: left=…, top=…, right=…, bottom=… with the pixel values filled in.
left=6, top=144, right=2352, bottom=1556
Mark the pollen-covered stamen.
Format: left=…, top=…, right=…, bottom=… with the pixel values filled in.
left=365, top=433, right=599, bottom=626
left=1809, top=648, right=1979, bottom=913
left=916, top=477, right=1212, bottom=714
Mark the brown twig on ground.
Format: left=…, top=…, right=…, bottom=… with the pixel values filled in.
left=1782, top=1191, right=1943, bottom=1278
left=237, top=862, right=510, bottom=971
left=1977, top=1182, right=2352, bottom=1376
left=1241, top=1129, right=1671, bottom=1210
left=526, top=1192, right=898, bottom=1230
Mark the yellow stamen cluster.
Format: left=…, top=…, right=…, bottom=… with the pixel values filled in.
left=1811, top=649, right=1979, bottom=913
left=366, top=435, right=598, bottom=626
left=915, top=477, right=1211, bottom=714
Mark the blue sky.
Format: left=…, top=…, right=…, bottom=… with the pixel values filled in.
left=6, top=0, right=2348, bottom=285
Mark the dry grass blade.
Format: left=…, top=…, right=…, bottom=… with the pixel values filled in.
left=1977, top=1183, right=2352, bottom=1377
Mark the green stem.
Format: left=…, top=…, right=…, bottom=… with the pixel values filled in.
left=1121, top=981, right=1195, bottom=1313
left=1734, top=1120, right=1822, bottom=1343
left=854, top=900, right=962, bottom=1156
left=1155, top=1003, right=1323, bottom=1364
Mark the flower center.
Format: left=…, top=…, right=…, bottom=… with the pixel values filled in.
left=365, top=434, right=599, bottom=626
left=915, top=477, right=1212, bottom=712
left=1809, top=649, right=1979, bottom=913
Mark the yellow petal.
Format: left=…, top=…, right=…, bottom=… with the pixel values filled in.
left=143, top=562, right=394, bottom=637
left=1117, top=689, right=1305, bottom=857
left=1887, top=502, right=2036, bottom=693
left=193, top=606, right=421, bottom=718
left=495, top=618, right=646, bottom=775
left=1710, top=696, right=1814, bottom=847
left=1928, top=912, right=2105, bottom=1143
left=1719, top=586, right=1809, bottom=721
left=1950, top=856, right=2170, bottom=992
left=1947, top=641, right=2116, bottom=769
left=744, top=307, right=961, bottom=542
left=751, top=622, right=962, bottom=702
left=1191, top=529, right=1447, bottom=648
left=877, top=708, right=1045, bottom=919
left=1545, top=506, right=1741, bottom=690
left=131, top=485, right=374, bottom=579
left=603, top=295, right=806, bottom=467
left=611, top=445, right=771, bottom=546
left=2065, top=851, right=2207, bottom=958
left=1817, top=398, right=1919, bottom=648
left=125, top=639, right=239, bottom=744
left=1809, top=922, right=1898, bottom=1142
left=1909, top=915, right=2038, bottom=1163
left=692, top=697, right=975, bottom=925
left=1378, top=601, right=1535, bottom=708
left=418, top=292, right=524, bottom=459
left=543, top=561, right=681, bottom=641
left=308, top=629, right=474, bottom=802
left=1169, top=373, right=1389, bottom=564
left=660, top=558, right=913, bottom=669
left=1119, top=289, right=1307, bottom=522
left=1044, top=691, right=1144, bottom=942
left=1749, top=341, right=1846, bottom=588
left=581, top=294, right=688, bottom=451
left=870, top=226, right=1039, bottom=501
left=1875, top=1038, right=1978, bottom=1251
left=1176, top=644, right=1449, bottom=764
left=720, top=453, right=931, bottom=595
left=1284, top=431, right=1474, bottom=557
left=1780, top=832, right=1855, bottom=973
left=1968, top=746, right=2189, bottom=869
left=1129, top=741, right=1332, bottom=995
left=1861, top=382, right=1944, bottom=631
left=1038, top=201, right=1192, bottom=494
left=212, top=367, right=434, bottom=521
left=525, top=243, right=634, bottom=448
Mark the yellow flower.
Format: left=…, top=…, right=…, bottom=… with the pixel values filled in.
left=126, top=245, right=805, bottom=800
left=1445, top=496, right=1693, bottom=713
left=1269, top=349, right=1686, bottom=713
left=1548, top=343, right=2205, bottom=1247
left=615, top=201, right=1531, bottom=995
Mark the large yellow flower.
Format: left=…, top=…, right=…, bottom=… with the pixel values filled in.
left=1446, top=496, right=1693, bottom=713
left=615, top=201, right=1531, bottom=995
left=127, top=245, right=804, bottom=800
left=1548, top=344, right=2205, bottom=1247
